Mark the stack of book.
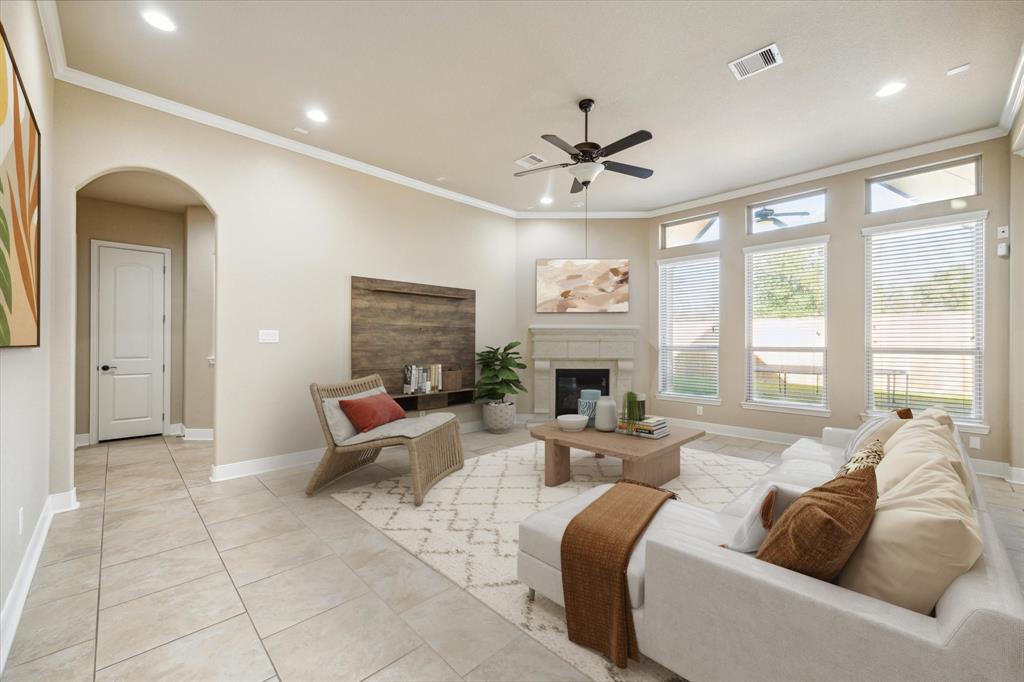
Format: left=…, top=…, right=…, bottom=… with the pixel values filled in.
left=616, top=416, right=669, bottom=439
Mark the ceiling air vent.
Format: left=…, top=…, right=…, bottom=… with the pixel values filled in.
left=728, top=43, right=783, bottom=81
left=514, top=153, right=546, bottom=169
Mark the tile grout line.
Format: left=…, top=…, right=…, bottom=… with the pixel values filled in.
left=168, top=436, right=283, bottom=681
left=90, top=441, right=110, bottom=681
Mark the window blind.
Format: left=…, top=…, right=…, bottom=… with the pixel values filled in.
left=864, top=214, right=985, bottom=421
left=744, top=237, right=828, bottom=410
left=658, top=254, right=720, bottom=399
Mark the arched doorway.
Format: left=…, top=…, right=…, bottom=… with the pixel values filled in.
left=73, top=169, right=217, bottom=484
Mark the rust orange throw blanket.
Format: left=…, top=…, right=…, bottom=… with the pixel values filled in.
left=560, top=480, right=675, bottom=668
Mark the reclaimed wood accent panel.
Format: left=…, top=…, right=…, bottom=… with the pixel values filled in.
left=351, top=277, right=476, bottom=394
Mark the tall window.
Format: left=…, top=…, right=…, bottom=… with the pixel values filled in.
left=864, top=212, right=985, bottom=422
left=744, top=237, right=828, bottom=412
left=658, top=254, right=720, bottom=401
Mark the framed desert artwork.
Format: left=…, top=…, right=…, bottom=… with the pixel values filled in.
left=1, top=24, right=41, bottom=347
left=536, top=259, right=629, bottom=313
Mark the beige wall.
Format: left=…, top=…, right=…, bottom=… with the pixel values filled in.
left=74, top=197, right=186, bottom=434
left=184, top=206, right=215, bottom=429
left=52, top=83, right=517, bottom=483
left=0, top=0, right=54, bottom=612
left=646, top=136, right=1013, bottom=464
left=514, top=218, right=649, bottom=413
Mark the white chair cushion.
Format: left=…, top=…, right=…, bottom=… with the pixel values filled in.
left=322, top=386, right=386, bottom=445
left=518, top=484, right=738, bottom=607
left=780, top=438, right=847, bottom=470
left=340, top=412, right=455, bottom=446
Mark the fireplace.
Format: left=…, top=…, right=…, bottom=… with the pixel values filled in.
left=555, top=368, right=610, bottom=416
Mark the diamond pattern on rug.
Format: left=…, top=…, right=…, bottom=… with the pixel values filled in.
left=334, top=441, right=771, bottom=682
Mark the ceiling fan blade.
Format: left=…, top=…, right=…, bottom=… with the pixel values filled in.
left=513, top=162, right=571, bottom=177
left=570, top=178, right=584, bottom=194
left=771, top=211, right=811, bottom=217
left=771, top=218, right=787, bottom=227
left=542, top=134, right=580, bottom=157
left=599, top=130, right=652, bottom=157
left=602, top=160, right=654, bottom=179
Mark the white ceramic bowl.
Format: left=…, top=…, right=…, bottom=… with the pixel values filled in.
left=556, top=414, right=589, bottom=432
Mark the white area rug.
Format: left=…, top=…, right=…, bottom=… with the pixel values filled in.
left=333, top=442, right=771, bottom=682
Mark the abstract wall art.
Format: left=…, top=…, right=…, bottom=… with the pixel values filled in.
left=536, top=259, right=629, bottom=313
left=1, top=25, right=41, bottom=347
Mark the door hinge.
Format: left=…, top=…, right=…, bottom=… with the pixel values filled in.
left=163, top=314, right=166, bottom=323
left=163, top=265, right=166, bottom=274
left=163, top=363, right=166, bottom=371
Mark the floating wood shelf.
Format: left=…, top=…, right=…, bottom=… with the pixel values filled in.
left=390, top=388, right=476, bottom=412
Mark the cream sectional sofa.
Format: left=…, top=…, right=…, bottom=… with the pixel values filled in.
left=517, top=423, right=1024, bottom=681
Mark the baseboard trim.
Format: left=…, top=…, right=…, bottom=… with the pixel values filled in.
left=971, top=458, right=1009, bottom=479
left=1006, top=466, right=1024, bottom=485
left=183, top=426, right=214, bottom=441
left=209, top=447, right=322, bottom=483
left=664, top=416, right=802, bottom=445
left=74, top=433, right=90, bottom=448
left=458, top=420, right=484, bottom=434
left=165, top=423, right=184, bottom=437
left=0, top=489, right=79, bottom=673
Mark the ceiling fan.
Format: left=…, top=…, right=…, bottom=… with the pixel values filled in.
left=753, top=207, right=810, bottom=227
left=513, top=98, right=653, bottom=194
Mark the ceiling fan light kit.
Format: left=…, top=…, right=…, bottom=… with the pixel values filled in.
left=514, top=98, right=654, bottom=194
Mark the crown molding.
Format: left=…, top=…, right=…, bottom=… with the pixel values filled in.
left=999, top=41, right=1024, bottom=131
left=35, top=1, right=1019, bottom=222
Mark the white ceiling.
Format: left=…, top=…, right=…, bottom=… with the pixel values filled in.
left=78, top=170, right=205, bottom=213
left=55, top=1, right=1024, bottom=213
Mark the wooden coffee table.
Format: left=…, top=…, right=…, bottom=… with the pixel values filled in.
left=529, top=422, right=705, bottom=487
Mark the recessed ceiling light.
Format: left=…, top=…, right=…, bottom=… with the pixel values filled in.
left=875, top=81, right=906, bottom=97
left=306, top=108, right=328, bottom=123
left=947, top=63, right=971, bottom=76
left=540, top=196, right=553, bottom=205
left=141, top=10, right=176, bottom=32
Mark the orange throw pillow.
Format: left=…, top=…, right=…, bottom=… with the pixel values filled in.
left=756, top=468, right=877, bottom=581
left=338, top=393, right=406, bottom=433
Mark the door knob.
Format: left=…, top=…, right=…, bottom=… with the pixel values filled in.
left=100, top=364, right=117, bottom=371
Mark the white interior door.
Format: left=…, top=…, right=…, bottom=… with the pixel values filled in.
left=96, top=245, right=166, bottom=441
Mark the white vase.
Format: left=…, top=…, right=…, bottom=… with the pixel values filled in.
left=595, top=396, right=617, bottom=432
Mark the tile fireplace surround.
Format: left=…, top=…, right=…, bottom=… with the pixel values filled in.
left=529, top=325, right=640, bottom=417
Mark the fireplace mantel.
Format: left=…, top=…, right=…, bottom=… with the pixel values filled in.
left=528, top=325, right=639, bottom=417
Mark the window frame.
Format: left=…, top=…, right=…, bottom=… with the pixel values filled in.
left=656, top=252, right=722, bottom=405
left=861, top=210, right=987, bottom=426
left=742, top=234, right=831, bottom=417
left=865, top=155, right=982, bottom=214
left=660, top=212, right=720, bottom=249
left=747, top=188, right=827, bottom=235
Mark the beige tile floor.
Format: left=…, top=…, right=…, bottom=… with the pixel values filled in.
left=4, top=427, right=1023, bottom=681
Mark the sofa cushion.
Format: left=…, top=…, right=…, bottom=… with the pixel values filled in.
left=340, top=412, right=455, bottom=446
left=321, top=386, right=386, bottom=444
left=843, top=416, right=905, bottom=460
left=756, top=468, right=877, bottom=581
left=880, top=416, right=971, bottom=497
left=518, top=484, right=738, bottom=607
left=726, top=483, right=780, bottom=553
left=720, top=458, right=835, bottom=518
left=781, top=438, right=847, bottom=470
left=838, top=456, right=982, bottom=615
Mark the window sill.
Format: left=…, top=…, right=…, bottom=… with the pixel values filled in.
left=859, top=412, right=990, bottom=435
left=742, top=401, right=831, bottom=418
left=656, top=393, right=722, bottom=406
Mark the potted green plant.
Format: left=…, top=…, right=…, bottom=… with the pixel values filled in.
left=474, top=341, right=527, bottom=433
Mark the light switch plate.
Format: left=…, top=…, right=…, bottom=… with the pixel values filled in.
left=996, top=225, right=1009, bottom=239
left=258, top=329, right=280, bottom=343
left=996, top=242, right=1009, bottom=258
left=968, top=436, right=981, bottom=450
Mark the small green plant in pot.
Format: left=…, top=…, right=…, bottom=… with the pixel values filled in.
left=475, top=341, right=527, bottom=433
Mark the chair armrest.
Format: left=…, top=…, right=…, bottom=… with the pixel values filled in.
left=821, top=426, right=855, bottom=448
left=640, top=531, right=944, bottom=681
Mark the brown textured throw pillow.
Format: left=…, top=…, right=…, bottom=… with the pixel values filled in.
left=756, top=468, right=877, bottom=581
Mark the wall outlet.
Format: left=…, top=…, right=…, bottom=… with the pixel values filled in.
left=257, top=329, right=280, bottom=343
left=18, top=507, right=23, bottom=536
left=996, top=225, right=1009, bottom=239
left=696, top=405, right=704, bottom=416
left=996, top=242, right=1009, bottom=258
left=968, top=436, right=981, bottom=450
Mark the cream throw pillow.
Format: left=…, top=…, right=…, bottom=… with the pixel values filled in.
left=838, top=456, right=982, bottom=615
left=321, top=386, right=386, bottom=445
left=882, top=415, right=971, bottom=497
left=919, top=406, right=955, bottom=431
left=844, top=417, right=905, bottom=460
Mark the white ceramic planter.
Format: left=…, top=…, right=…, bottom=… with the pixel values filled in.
left=482, top=401, right=516, bottom=433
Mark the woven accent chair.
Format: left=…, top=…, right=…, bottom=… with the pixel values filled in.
left=308, top=374, right=464, bottom=505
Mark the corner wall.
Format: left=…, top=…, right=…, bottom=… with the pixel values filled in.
left=0, top=0, right=55, bottom=629
left=184, top=206, right=215, bottom=431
